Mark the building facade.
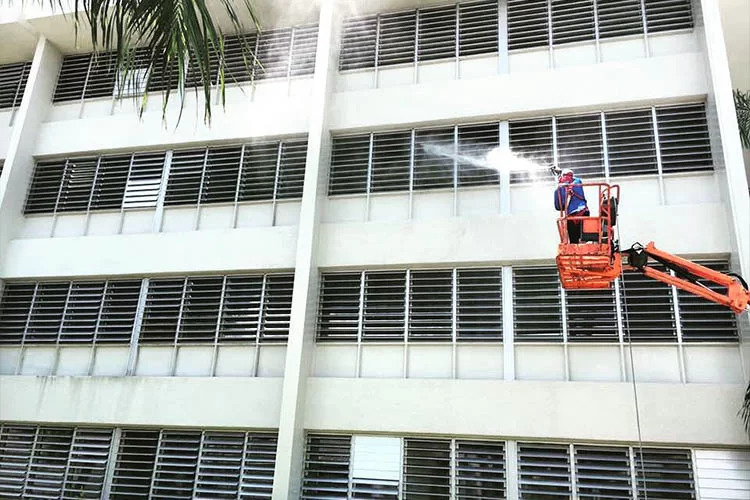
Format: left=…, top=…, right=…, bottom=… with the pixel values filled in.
left=0, top=0, right=749, bottom=498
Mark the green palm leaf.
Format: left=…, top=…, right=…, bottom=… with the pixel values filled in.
left=735, top=89, right=750, bottom=149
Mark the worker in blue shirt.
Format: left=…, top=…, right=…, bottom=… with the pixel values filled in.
left=553, top=168, right=589, bottom=244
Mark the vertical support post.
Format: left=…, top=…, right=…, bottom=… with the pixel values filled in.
left=569, top=444, right=578, bottom=499
left=547, top=0, right=554, bottom=69
left=403, top=269, right=411, bottom=379
left=153, top=150, right=173, bottom=232
left=408, top=129, right=415, bottom=220
left=272, top=142, right=284, bottom=227
left=669, top=271, right=687, bottom=383
left=231, top=145, right=246, bottom=229
left=209, top=276, right=228, bottom=376
left=373, top=14, right=381, bottom=88
left=455, top=3, right=461, bottom=79
left=560, top=285, right=570, bottom=381
left=125, top=279, right=149, bottom=376
left=194, top=148, right=209, bottom=231
left=355, top=271, right=365, bottom=378
left=502, top=266, right=515, bottom=380
left=117, top=154, right=136, bottom=234
left=84, top=157, right=102, bottom=235
left=651, top=107, right=666, bottom=205
left=505, top=440, right=519, bottom=499
left=101, top=428, right=122, bottom=499
left=593, top=0, right=601, bottom=63
left=499, top=121, right=511, bottom=215
left=414, top=10, right=420, bottom=84
left=365, top=133, right=374, bottom=222
left=640, top=0, right=651, bottom=57
left=601, top=111, right=611, bottom=180
left=614, top=278, right=628, bottom=382
left=452, top=125, right=459, bottom=217
left=15, top=282, right=38, bottom=375
left=498, top=0, right=509, bottom=74
left=253, top=274, right=268, bottom=377
left=451, top=268, right=458, bottom=379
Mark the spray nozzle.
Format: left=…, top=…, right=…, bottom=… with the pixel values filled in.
left=549, top=164, right=562, bottom=177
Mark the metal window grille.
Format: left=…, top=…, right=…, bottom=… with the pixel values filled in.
left=241, top=141, right=282, bottom=201
left=316, top=273, right=361, bottom=342
left=676, top=260, right=738, bottom=342
left=507, top=0, right=550, bottom=50
left=178, top=276, right=224, bottom=343
left=362, top=271, right=407, bottom=341
left=24, top=427, right=75, bottom=499
left=634, top=448, right=696, bottom=499
left=301, top=434, right=351, bottom=499
left=339, top=15, right=378, bottom=71
left=193, top=431, right=245, bottom=498
left=139, top=278, right=185, bottom=343
left=222, top=34, right=258, bottom=85
left=403, top=438, right=452, bottom=498
left=0, top=60, right=31, bottom=111
left=455, top=440, right=506, bottom=499
left=644, top=0, right=693, bottom=34
left=165, top=148, right=206, bottom=206
left=0, top=425, right=36, bottom=497
left=551, top=0, right=596, bottom=45
left=24, top=282, right=69, bottom=344
left=150, top=430, right=202, bottom=498
left=459, top=1, right=499, bottom=57
left=378, top=11, right=417, bottom=67
left=24, top=159, right=67, bottom=214
left=259, top=274, right=295, bottom=343
left=575, top=445, right=633, bottom=499
left=201, top=145, right=243, bottom=204
left=597, top=0, right=644, bottom=39
left=565, top=287, right=619, bottom=342
left=517, top=443, right=572, bottom=498
left=457, top=123, right=500, bottom=187
left=414, top=127, right=455, bottom=190
left=418, top=5, right=457, bottom=63
left=370, top=131, right=412, bottom=193
left=110, top=430, right=160, bottom=498
left=239, top=433, right=278, bottom=498
left=123, top=152, right=167, bottom=210
left=655, top=103, right=712, bottom=173
left=276, top=140, right=308, bottom=199
left=408, top=270, right=453, bottom=341
left=59, top=281, right=105, bottom=344
left=0, top=282, right=36, bottom=344
left=513, top=267, right=564, bottom=342
left=291, top=24, right=320, bottom=76
left=91, top=154, right=131, bottom=209
left=456, top=268, right=503, bottom=341
left=218, top=275, right=264, bottom=343
left=57, top=157, right=99, bottom=213
left=620, top=268, right=677, bottom=342
left=62, top=428, right=114, bottom=499
left=53, top=54, right=94, bottom=102
left=605, top=109, right=658, bottom=176
left=328, top=134, right=370, bottom=195
left=509, top=118, right=554, bottom=183
left=556, top=113, right=606, bottom=178
left=255, top=28, right=293, bottom=80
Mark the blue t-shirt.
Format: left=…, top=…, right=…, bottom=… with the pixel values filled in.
left=553, top=177, right=587, bottom=215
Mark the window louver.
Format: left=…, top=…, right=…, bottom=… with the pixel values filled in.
left=84, top=53, right=117, bottom=99
left=370, top=131, right=411, bottom=193
left=58, top=157, right=98, bottom=213
left=363, top=271, right=406, bottom=341
left=677, top=260, right=738, bottom=342
left=53, top=54, right=93, bottom=102
left=219, top=275, right=263, bottom=342
left=620, top=269, right=677, bottom=341
left=339, top=15, right=378, bottom=71
left=455, top=440, right=506, bottom=499
left=378, top=11, right=417, bottom=67
left=597, top=0, right=644, bottom=39
left=0, top=61, right=31, bottom=110
left=192, top=431, right=245, bottom=498
left=507, top=0, right=550, bottom=50
left=239, top=433, right=277, bottom=498
left=634, top=448, right=696, bottom=499
left=566, top=287, right=618, bottom=341
left=302, top=434, right=351, bottom=499
left=0, top=282, right=36, bottom=344
left=91, top=154, right=131, bottom=209
left=459, top=1, right=499, bottom=57
left=291, top=25, right=319, bottom=76
left=403, top=438, right=451, bottom=498
left=25, top=159, right=67, bottom=214
left=24, top=427, right=75, bottom=499
left=150, top=430, right=201, bottom=499
left=0, top=425, right=35, bottom=497
left=513, top=267, right=563, bottom=342
left=418, top=6, right=456, bottom=63
left=605, top=109, right=658, bottom=176
left=316, top=273, right=361, bottom=342
left=240, top=142, right=280, bottom=202
left=328, top=134, right=371, bottom=195
left=277, top=140, right=308, bottom=199
left=457, top=122, right=500, bottom=186
left=166, top=148, right=206, bottom=206
left=110, top=430, right=160, bottom=498
left=140, top=278, right=185, bottom=343
left=24, top=282, right=69, bottom=344
left=260, top=274, right=294, bottom=342
left=59, top=281, right=105, bottom=343
left=178, top=276, right=223, bottom=342
left=551, top=0, right=596, bottom=45
left=509, top=118, right=554, bottom=183
left=645, top=0, right=693, bottom=33
left=414, top=127, right=454, bottom=190
left=123, top=152, right=166, bottom=209
left=656, top=104, right=712, bottom=173
left=96, top=280, right=141, bottom=343
left=408, top=270, right=453, bottom=341
left=456, top=268, right=502, bottom=341
left=518, top=443, right=572, bottom=498
left=222, top=34, right=257, bottom=85
left=575, top=445, right=632, bottom=499
left=556, top=114, right=605, bottom=178
left=61, top=428, right=114, bottom=499
left=201, top=146, right=242, bottom=204
left=255, top=29, right=293, bottom=80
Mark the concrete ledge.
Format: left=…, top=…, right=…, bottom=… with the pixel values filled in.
left=0, top=375, right=283, bottom=428
left=304, top=378, right=749, bottom=447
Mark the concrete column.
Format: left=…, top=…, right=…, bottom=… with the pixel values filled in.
left=0, top=36, right=61, bottom=265
left=271, top=1, right=340, bottom=498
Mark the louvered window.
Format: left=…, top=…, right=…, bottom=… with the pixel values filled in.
left=418, top=6, right=456, bottom=63
left=222, top=34, right=258, bottom=84
left=110, top=430, right=160, bottom=498
left=302, top=434, right=351, bottom=499
left=190, top=432, right=244, bottom=498
left=408, top=270, right=453, bottom=341
left=518, top=443, right=572, bottom=498
left=62, top=428, right=114, bottom=499
left=317, top=273, right=361, bottom=342
left=255, top=29, right=293, bottom=80
left=277, top=140, right=307, bottom=199
left=24, top=282, right=69, bottom=344
left=634, top=448, right=696, bottom=499
left=239, top=433, right=278, bottom=498
left=59, top=281, right=105, bottom=343
left=218, top=275, right=263, bottom=342
left=456, top=269, right=502, bottom=341
left=655, top=103, right=712, bottom=173
left=0, top=425, right=36, bottom=497
left=513, top=267, right=563, bottom=342
left=0, top=60, right=31, bottom=111
left=551, top=0, right=596, bottom=45
left=140, top=278, right=185, bottom=343
left=459, top=1, right=499, bottom=57
left=166, top=148, right=206, bottom=206
left=645, top=0, right=693, bottom=33
left=0, top=282, right=36, bottom=344
left=403, top=438, right=451, bottom=498
left=339, top=16, right=378, bottom=71
left=556, top=113, right=605, bottom=178
left=575, top=445, right=632, bottom=499
left=260, top=274, right=294, bottom=342
left=414, top=127, right=454, bottom=190
left=328, top=134, right=370, bottom=195
left=201, top=145, right=243, bottom=204
left=151, top=430, right=202, bottom=498
left=91, top=154, right=131, bottom=209
left=566, top=287, right=618, bottom=342
left=677, top=260, right=738, bottom=342
left=456, top=440, right=506, bottom=499
left=457, top=122, right=500, bottom=186
left=291, top=25, right=319, bottom=76
left=58, top=157, right=99, bottom=212
left=508, top=0, right=550, bottom=50
left=362, top=271, right=407, bottom=341
left=25, top=159, right=67, bottom=214
left=24, top=427, right=75, bottom=499
left=179, top=277, right=224, bottom=342
left=123, top=152, right=166, bottom=209
left=240, top=142, right=281, bottom=201
left=370, top=131, right=411, bottom=193
left=620, top=268, right=677, bottom=341
left=378, top=11, right=417, bottom=67
left=605, top=109, right=658, bottom=176
left=509, top=118, right=554, bottom=183
left=597, top=0, right=644, bottom=39
left=53, top=54, right=93, bottom=102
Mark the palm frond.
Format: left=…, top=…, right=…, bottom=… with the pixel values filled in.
left=56, top=0, right=260, bottom=123
left=734, top=89, right=750, bottom=149
left=740, top=381, right=750, bottom=437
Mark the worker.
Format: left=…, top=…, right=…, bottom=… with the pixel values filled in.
left=553, top=168, right=589, bottom=244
